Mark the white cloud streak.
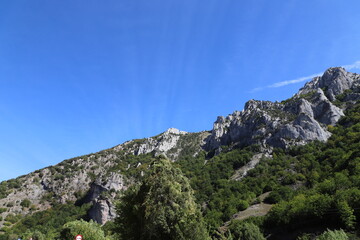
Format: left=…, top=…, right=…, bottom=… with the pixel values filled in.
left=249, top=73, right=322, bottom=92
left=250, top=60, right=360, bottom=92
left=342, top=60, right=360, bottom=70
left=267, top=73, right=323, bottom=88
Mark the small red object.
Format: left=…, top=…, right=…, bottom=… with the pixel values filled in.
left=75, top=235, right=83, bottom=240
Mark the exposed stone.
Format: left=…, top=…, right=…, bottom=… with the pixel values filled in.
left=231, top=153, right=271, bottom=181
left=298, top=67, right=358, bottom=101
left=88, top=199, right=116, bottom=225
left=1, top=67, right=359, bottom=228
left=205, top=67, right=359, bottom=150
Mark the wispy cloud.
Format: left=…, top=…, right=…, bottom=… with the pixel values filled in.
left=250, top=60, right=360, bottom=92
left=249, top=72, right=322, bottom=93
left=342, top=60, right=360, bottom=70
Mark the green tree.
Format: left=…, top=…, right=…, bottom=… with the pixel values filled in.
left=59, top=219, right=110, bottom=240
left=115, top=156, right=210, bottom=240
left=336, top=201, right=356, bottom=230
left=228, top=220, right=265, bottom=240
left=22, top=230, right=45, bottom=240
left=316, top=229, right=348, bottom=240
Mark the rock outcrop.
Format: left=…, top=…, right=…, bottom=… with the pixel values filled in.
left=1, top=67, right=359, bottom=227
left=114, top=128, right=208, bottom=161
left=206, top=67, right=359, bottom=150
left=88, top=199, right=116, bottom=225
left=0, top=128, right=207, bottom=227
left=298, top=67, right=360, bottom=100
left=87, top=173, right=125, bottom=224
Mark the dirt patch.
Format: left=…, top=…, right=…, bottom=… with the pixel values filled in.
left=233, top=203, right=273, bottom=221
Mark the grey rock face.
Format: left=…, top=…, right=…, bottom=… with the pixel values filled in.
left=114, top=128, right=207, bottom=161
left=86, top=173, right=126, bottom=224
left=114, top=128, right=188, bottom=160
left=231, top=153, right=271, bottom=180
left=320, top=68, right=355, bottom=100
left=0, top=152, right=127, bottom=227
left=298, top=67, right=359, bottom=101
left=1, top=67, right=359, bottom=228
left=206, top=67, right=359, bottom=150
left=0, top=127, right=208, bottom=227
left=88, top=199, right=116, bottom=225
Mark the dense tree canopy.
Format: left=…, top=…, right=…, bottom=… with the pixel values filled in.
left=115, top=155, right=210, bottom=240
left=59, top=219, right=110, bottom=240
left=228, top=220, right=265, bottom=240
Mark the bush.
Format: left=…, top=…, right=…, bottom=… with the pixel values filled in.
left=238, top=200, right=249, bottom=211
left=264, top=186, right=294, bottom=204
left=316, top=229, right=348, bottom=240
left=60, top=219, right=110, bottom=240
left=228, top=220, right=265, bottom=240
left=22, top=230, right=45, bottom=240
left=20, top=199, right=31, bottom=208
left=4, top=214, right=21, bottom=224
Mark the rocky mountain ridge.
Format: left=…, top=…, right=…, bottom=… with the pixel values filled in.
left=0, top=128, right=208, bottom=225
left=206, top=67, right=359, bottom=150
left=0, top=67, right=359, bottom=227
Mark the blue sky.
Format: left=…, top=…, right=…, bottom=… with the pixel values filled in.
left=1, top=0, right=360, bottom=181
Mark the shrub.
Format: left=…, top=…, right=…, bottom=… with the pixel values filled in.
left=60, top=219, right=110, bottom=240
left=316, top=229, right=348, bottom=240
left=228, top=220, right=265, bottom=240
left=4, top=214, right=21, bottom=224
left=6, top=202, right=14, bottom=208
left=20, top=199, right=31, bottom=208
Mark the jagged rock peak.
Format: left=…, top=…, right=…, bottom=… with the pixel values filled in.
left=164, top=127, right=187, bottom=135
left=113, top=127, right=193, bottom=160
left=206, top=67, right=360, bottom=151
left=244, top=99, right=280, bottom=111
left=298, top=67, right=360, bottom=100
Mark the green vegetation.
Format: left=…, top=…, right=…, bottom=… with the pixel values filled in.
left=316, top=229, right=348, bottom=240
left=228, top=220, right=265, bottom=240
left=0, top=179, right=22, bottom=199
left=4, top=214, right=21, bottom=224
left=333, top=89, right=353, bottom=107
left=114, top=156, right=210, bottom=240
left=0, top=100, right=359, bottom=239
left=281, top=90, right=316, bottom=105
left=20, top=199, right=31, bottom=208
left=21, top=230, right=45, bottom=240
left=59, top=219, right=110, bottom=240
left=177, top=146, right=258, bottom=224
left=0, top=203, right=91, bottom=239
left=107, top=152, right=154, bottom=179
left=262, top=102, right=360, bottom=237
left=175, top=101, right=360, bottom=238
left=5, top=202, right=13, bottom=208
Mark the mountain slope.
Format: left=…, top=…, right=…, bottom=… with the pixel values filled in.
left=206, top=67, right=359, bottom=150
left=0, top=67, right=359, bottom=231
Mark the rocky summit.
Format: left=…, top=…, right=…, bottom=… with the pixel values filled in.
left=206, top=67, right=360, bottom=150
left=0, top=67, right=359, bottom=227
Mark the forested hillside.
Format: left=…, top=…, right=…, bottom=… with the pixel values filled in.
left=2, top=102, right=359, bottom=240
left=0, top=67, right=360, bottom=240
